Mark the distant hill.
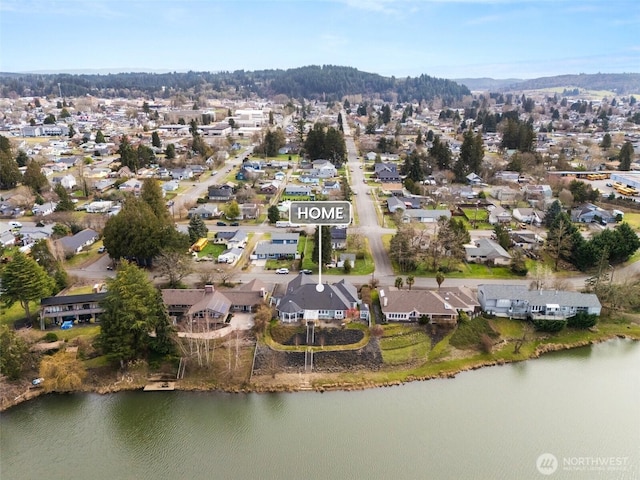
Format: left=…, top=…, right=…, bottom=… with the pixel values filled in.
left=0, top=65, right=470, bottom=104
left=454, top=78, right=524, bottom=91
left=460, top=73, right=640, bottom=95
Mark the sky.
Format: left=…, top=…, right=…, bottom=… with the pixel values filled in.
left=1, top=0, right=639, bottom=80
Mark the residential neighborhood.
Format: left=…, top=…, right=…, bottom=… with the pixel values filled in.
left=0, top=69, right=639, bottom=420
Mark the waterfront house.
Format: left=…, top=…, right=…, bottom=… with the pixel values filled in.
left=477, top=284, right=602, bottom=319
left=378, top=286, right=479, bottom=325
left=274, top=275, right=362, bottom=323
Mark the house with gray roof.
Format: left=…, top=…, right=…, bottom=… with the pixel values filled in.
left=284, top=185, right=312, bottom=196
left=188, top=204, right=218, bottom=219
left=253, top=237, right=299, bottom=259
left=401, top=209, right=451, bottom=223
left=477, top=284, right=602, bottom=319
left=274, top=275, right=362, bottom=323
left=465, top=238, right=511, bottom=265
left=57, top=228, right=99, bottom=255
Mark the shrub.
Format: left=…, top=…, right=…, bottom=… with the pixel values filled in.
left=480, top=333, right=494, bottom=353
left=567, top=312, right=598, bottom=329
left=42, top=332, right=59, bottom=342
left=532, top=318, right=567, bottom=332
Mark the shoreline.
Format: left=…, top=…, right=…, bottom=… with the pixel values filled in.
left=2, top=333, right=637, bottom=412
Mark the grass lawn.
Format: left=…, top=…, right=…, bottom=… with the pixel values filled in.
left=198, top=243, right=225, bottom=258
left=621, top=213, right=640, bottom=230
left=0, top=301, right=39, bottom=327
left=379, top=325, right=431, bottom=365
left=449, top=317, right=499, bottom=349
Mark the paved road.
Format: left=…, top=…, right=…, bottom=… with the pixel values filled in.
left=342, top=111, right=395, bottom=277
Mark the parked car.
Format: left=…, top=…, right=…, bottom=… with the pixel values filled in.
left=230, top=222, right=239, bottom=226
left=216, top=221, right=227, bottom=226
left=98, top=246, right=106, bottom=253
left=301, top=269, right=312, bottom=275
left=275, top=268, right=289, bottom=274
left=9, top=221, right=22, bottom=228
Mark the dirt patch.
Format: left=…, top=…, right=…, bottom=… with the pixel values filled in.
left=282, top=328, right=364, bottom=347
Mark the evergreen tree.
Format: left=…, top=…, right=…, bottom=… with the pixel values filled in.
left=544, top=200, right=563, bottom=228
left=95, top=130, right=105, bottom=143
left=267, top=205, right=280, bottom=224
left=618, top=142, right=634, bottom=171
left=141, top=178, right=171, bottom=224
left=312, top=226, right=333, bottom=265
left=165, top=143, right=176, bottom=160
left=54, top=183, right=75, bottom=211
left=30, top=239, right=68, bottom=292
left=117, top=135, right=137, bottom=172
left=22, top=160, right=49, bottom=193
left=0, top=325, right=28, bottom=380
left=187, top=214, right=208, bottom=244
left=68, top=125, right=76, bottom=138
left=15, top=150, right=29, bottom=167
left=0, top=251, right=55, bottom=322
left=0, top=152, right=21, bottom=190
left=151, top=131, right=161, bottom=148
left=600, top=133, right=612, bottom=150
left=97, top=261, right=175, bottom=368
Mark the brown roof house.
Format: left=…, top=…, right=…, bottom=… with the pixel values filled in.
left=378, top=286, right=479, bottom=325
left=162, top=279, right=269, bottom=324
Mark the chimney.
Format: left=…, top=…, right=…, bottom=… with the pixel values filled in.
left=204, top=284, right=214, bottom=294
left=383, top=297, right=388, bottom=307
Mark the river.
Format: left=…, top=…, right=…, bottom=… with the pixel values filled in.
left=1, top=339, right=639, bottom=480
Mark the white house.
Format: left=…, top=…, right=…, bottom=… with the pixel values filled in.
left=217, top=247, right=243, bottom=265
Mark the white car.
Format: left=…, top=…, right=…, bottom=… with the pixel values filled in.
left=9, top=221, right=22, bottom=228
left=275, top=268, right=289, bottom=274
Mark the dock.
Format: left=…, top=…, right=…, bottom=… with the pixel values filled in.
left=143, top=381, right=176, bottom=391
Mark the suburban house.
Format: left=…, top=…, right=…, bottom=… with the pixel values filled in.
left=57, top=228, right=99, bottom=256
left=466, top=172, right=483, bottom=185
left=512, top=208, right=543, bottom=225
left=284, top=185, right=312, bottom=197
left=39, top=291, right=107, bottom=329
left=208, top=185, right=234, bottom=202
left=170, top=168, right=193, bottom=181
left=387, top=196, right=421, bottom=213
left=162, top=180, right=180, bottom=192
left=217, top=247, right=243, bottom=265
left=119, top=178, right=143, bottom=194
left=401, top=209, right=451, bottom=223
left=274, top=275, right=363, bottom=323
left=571, top=203, right=616, bottom=224
left=0, top=229, right=16, bottom=247
left=32, top=201, right=58, bottom=216
left=162, top=280, right=268, bottom=322
left=253, top=233, right=300, bottom=260
left=299, top=174, right=321, bottom=185
left=487, top=205, right=512, bottom=224
left=465, top=238, right=512, bottom=265
left=272, top=232, right=299, bottom=245
left=53, top=174, right=77, bottom=190
left=490, top=186, right=518, bottom=203
left=330, top=227, right=347, bottom=250
left=188, top=204, right=218, bottom=219
left=374, top=163, right=401, bottom=183
left=311, top=159, right=337, bottom=178
left=260, top=183, right=279, bottom=195
left=94, top=179, right=116, bottom=192
left=215, top=230, right=248, bottom=249
left=378, top=286, right=479, bottom=325
left=477, top=284, right=602, bottom=319
left=85, top=201, right=114, bottom=213
left=240, top=203, right=259, bottom=219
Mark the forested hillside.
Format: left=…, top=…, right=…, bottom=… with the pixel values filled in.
left=0, top=65, right=470, bottom=103
left=506, top=73, right=640, bottom=94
